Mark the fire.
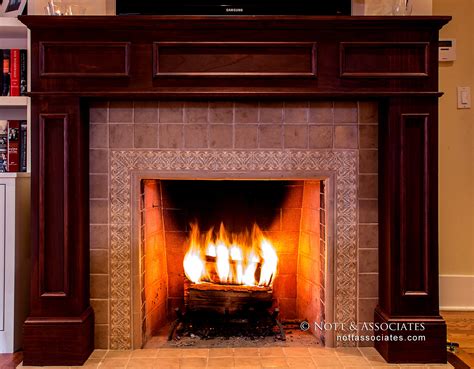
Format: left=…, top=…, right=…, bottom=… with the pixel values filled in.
left=183, top=223, right=278, bottom=287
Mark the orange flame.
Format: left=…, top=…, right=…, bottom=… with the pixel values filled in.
left=183, top=223, right=278, bottom=287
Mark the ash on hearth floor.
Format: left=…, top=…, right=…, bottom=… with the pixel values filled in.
left=146, top=322, right=321, bottom=349
left=18, top=347, right=454, bottom=368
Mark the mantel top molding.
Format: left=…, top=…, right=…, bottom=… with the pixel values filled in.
left=21, top=15, right=451, bottom=98
left=20, top=15, right=451, bottom=30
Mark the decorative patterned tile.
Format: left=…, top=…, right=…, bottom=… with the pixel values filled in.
left=108, top=149, right=358, bottom=349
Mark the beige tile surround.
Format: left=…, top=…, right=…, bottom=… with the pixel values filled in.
left=89, top=100, right=379, bottom=349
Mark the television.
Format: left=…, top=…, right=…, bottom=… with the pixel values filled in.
left=116, top=0, right=352, bottom=16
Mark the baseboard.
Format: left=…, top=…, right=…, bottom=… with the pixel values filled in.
left=440, top=275, right=474, bottom=311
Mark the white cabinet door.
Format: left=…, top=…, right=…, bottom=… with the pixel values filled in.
left=0, top=184, right=5, bottom=333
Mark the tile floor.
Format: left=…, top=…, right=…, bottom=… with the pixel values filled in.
left=18, top=347, right=454, bottom=369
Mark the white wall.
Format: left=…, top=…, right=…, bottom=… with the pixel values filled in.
left=434, top=0, right=474, bottom=311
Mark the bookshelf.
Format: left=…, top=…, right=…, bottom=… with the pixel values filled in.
left=0, top=17, right=27, bottom=39
left=0, top=96, right=28, bottom=106
left=0, top=16, right=30, bottom=354
left=0, top=16, right=30, bottom=175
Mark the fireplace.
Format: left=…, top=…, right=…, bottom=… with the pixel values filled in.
left=20, top=15, right=450, bottom=366
left=140, top=179, right=327, bottom=344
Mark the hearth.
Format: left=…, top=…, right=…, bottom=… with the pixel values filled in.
left=140, top=180, right=327, bottom=344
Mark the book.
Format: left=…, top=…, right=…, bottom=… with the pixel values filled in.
left=10, top=49, right=20, bottom=97
left=7, top=120, right=20, bottom=172
left=20, top=50, right=27, bottom=96
left=20, top=121, right=27, bottom=172
left=0, top=121, right=7, bottom=173
left=0, top=51, right=3, bottom=97
left=2, top=50, right=10, bottom=96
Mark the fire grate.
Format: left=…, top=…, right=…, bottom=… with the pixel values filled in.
left=168, top=282, right=286, bottom=341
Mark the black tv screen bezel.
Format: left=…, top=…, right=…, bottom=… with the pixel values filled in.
left=116, top=0, right=352, bottom=16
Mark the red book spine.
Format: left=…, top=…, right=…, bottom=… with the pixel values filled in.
left=10, top=49, right=20, bottom=97
left=7, top=120, right=20, bottom=172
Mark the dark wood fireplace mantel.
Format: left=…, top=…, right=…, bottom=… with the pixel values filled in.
left=19, top=15, right=450, bottom=366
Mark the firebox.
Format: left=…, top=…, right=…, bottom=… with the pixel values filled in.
left=140, top=179, right=328, bottom=345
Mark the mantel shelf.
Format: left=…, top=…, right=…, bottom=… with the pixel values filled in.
left=19, top=15, right=451, bottom=30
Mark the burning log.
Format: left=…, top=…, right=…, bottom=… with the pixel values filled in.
left=183, top=223, right=277, bottom=287
left=203, top=255, right=263, bottom=285
left=172, top=223, right=283, bottom=340
left=186, top=282, right=273, bottom=315
left=170, top=281, right=285, bottom=341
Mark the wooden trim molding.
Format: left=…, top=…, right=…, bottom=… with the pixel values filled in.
left=38, top=114, right=70, bottom=298
left=26, top=95, right=91, bottom=365
left=340, top=42, right=430, bottom=78
left=399, top=113, right=430, bottom=297
left=39, top=42, right=131, bottom=78
left=376, top=96, right=443, bottom=363
left=153, top=42, right=317, bottom=77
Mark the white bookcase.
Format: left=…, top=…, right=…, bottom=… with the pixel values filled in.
left=0, top=17, right=31, bottom=353
left=0, top=17, right=30, bottom=172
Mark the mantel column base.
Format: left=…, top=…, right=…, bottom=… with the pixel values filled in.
left=374, top=307, right=447, bottom=364
left=23, top=306, right=94, bottom=366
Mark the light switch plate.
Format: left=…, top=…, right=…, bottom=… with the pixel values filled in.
left=457, top=87, right=471, bottom=109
